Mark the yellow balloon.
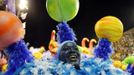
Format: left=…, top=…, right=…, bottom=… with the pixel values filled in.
left=113, top=60, right=127, bottom=70
left=121, top=64, right=127, bottom=70
left=113, top=60, right=122, bottom=68
left=95, top=16, right=123, bottom=42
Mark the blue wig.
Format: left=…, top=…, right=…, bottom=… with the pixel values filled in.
left=4, top=40, right=33, bottom=75
left=94, top=38, right=113, bottom=60
left=57, top=22, right=77, bottom=44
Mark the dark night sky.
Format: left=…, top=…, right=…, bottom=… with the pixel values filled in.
left=25, top=0, right=134, bottom=48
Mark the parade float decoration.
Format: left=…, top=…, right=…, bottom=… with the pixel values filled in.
left=122, top=55, right=134, bottom=65
left=81, top=37, right=96, bottom=56
left=48, top=30, right=58, bottom=55
left=43, top=30, right=58, bottom=61
left=0, top=11, right=33, bottom=75
left=77, top=37, right=96, bottom=58
left=0, top=0, right=131, bottom=74
left=45, top=0, right=128, bottom=74
left=113, top=60, right=127, bottom=70
left=94, top=16, right=123, bottom=60
left=122, top=55, right=134, bottom=75
left=29, top=46, right=45, bottom=59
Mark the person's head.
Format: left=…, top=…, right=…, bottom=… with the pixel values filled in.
left=57, top=41, right=80, bottom=69
left=0, top=51, right=7, bottom=67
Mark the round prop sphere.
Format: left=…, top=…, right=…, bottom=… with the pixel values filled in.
left=95, top=16, right=123, bottom=42
left=46, top=0, right=79, bottom=22
left=0, top=11, right=25, bottom=50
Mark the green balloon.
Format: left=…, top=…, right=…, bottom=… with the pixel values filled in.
left=46, top=0, right=79, bottom=22
left=122, top=56, right=134, bottom=65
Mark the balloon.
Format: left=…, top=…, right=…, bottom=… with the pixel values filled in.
left=0, top=11, right=25, bottom=50
left=122, top=56, right=134, bottom=65
left=113, top=60, right=127, bottom=70
left=95, top=16, right=123, bottom=42
left=46, top=0, right=79, bottom=22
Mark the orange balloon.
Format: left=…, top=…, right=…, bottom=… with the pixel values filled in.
left=0, top=11, right=25, bottom=50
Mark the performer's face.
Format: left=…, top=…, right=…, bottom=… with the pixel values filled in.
left=0, top=51, right=7, bottom=67
left=58, top=42, right=80, bottom=69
